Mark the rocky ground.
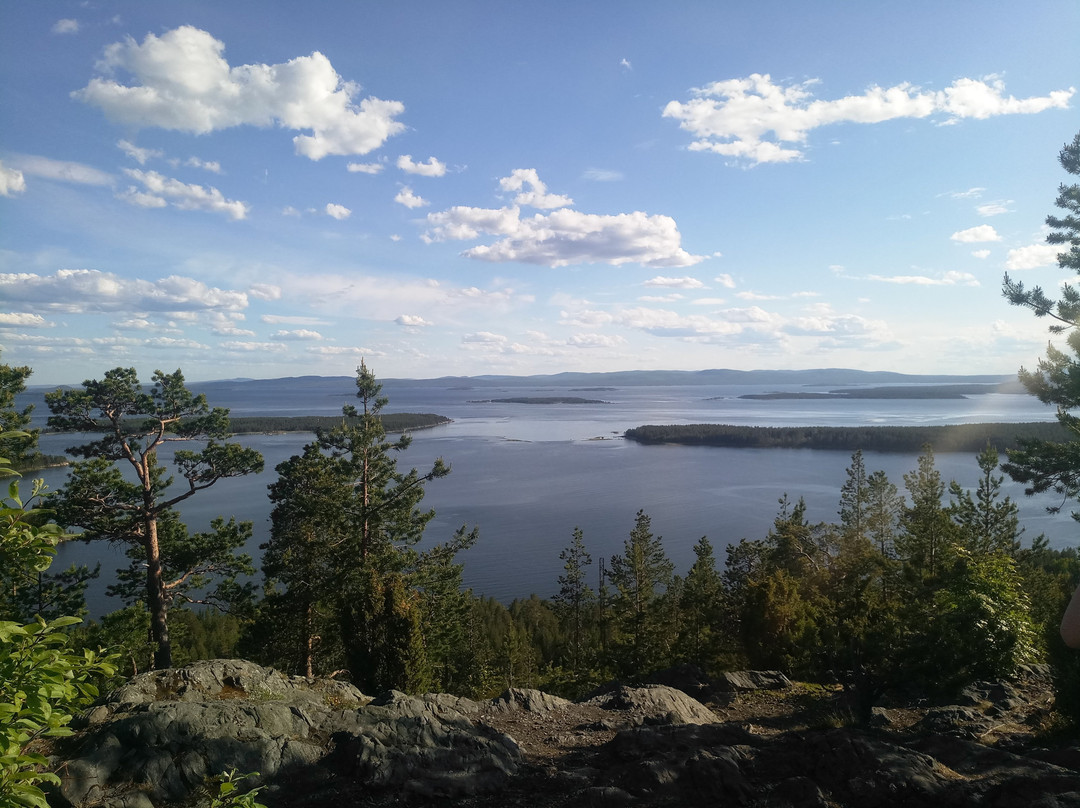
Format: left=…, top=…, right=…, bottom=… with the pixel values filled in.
left=44, top=660, right=1080, bottom=807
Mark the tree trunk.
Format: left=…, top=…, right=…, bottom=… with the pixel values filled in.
left=144, top=514, right=172, bottom=669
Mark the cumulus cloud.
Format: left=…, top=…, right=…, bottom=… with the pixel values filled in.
left=119, top=168, right=248, bottom=219
left=52, top=19, right=79, bottom=34
left=347, top=161, right=384, bottom=174
left=308, top=345, right=385, bottom=358
left=397, top=155, right=446, bottom=177
left=663, top=74, right=1075, bottom=165
left=221, top=340, right=288, bottom=353
left=74, top=25, right=407, bottom=160
left=499, top=168, right=573, bottom=209
left=951, top=225, right=1001, bottom=243
left=12, top=155, right=113, bottom=186
left=0, top=161, right=26, bottom=196
left=395, top=186, right=429, bottom=208
left=0, top=269, right=248, bottom=313
left=972, top=249, right=991, bottom=259
left=325, top=202, right=351, bottom=220
left=0, top=312, right=49, bottom=327
left=714, top=274, right=736, bottom=288
left=424, top=171, right=702, bottom=269
left=462, top=331, right=508, bottom=345
left=1006, top=243, right=1062, bottom=270
left=396, top=314, right=432, bottom=328
left=644, top=276, right=705, bottom=289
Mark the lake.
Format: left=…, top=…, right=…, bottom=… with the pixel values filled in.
left=18, top=378, right=1077, bottom=617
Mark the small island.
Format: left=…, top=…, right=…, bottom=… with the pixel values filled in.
left=736, top=383, right=1018, bottom=401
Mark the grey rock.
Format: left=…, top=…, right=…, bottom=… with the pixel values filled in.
left=716, top=670, right=793, bottom=692
left=583, top=684, right=717, bottom=725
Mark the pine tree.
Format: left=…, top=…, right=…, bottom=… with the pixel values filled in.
left=839, top=449, right=870, bottom=540
left=46, top=368, right=263, bottom=669
left=607, top=510, right=674, bottom=676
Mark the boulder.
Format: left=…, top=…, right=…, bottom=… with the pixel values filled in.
left=716, top=670, right=793, bottom=692
left=583, top=684, right=718, bottom=726
left=51, top=660, right=520, bottom=807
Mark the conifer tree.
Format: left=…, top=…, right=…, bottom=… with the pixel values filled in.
left=553, top=527, right=595, bottom=682
left=607, top=510, right=674, bottom=676
left=839, top=449, right=870, bottom=540
left=948, top=444, right=1022, bottom=555
left=898, top=445, right=955, bottom=579
left=674, top=535, right=723, bottom=669
left=46, top=368, right=263, bottom=669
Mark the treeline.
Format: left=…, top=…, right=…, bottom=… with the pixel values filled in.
left=625, top=422, right=1070, bottom=453
left=227, top=412, right=451, bottom=434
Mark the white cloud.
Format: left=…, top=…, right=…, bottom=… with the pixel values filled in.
left=261, top=314, right=327, bottom=325
left=282, top=206, right=302, bottom=217
left=568, top=333, right=627, bottom=348
left=120, top=168, right=248, bottom=219
left=644, top=276, right=705, bottom=289
left=12, top=155, right=113, bottom=186
left=221, top=340, right=288, bottom=353
left=0, top=269, right=248, bottom=313
left=462, top=331, right=508, bottom=345
left=499, top=168, right=573, bottom=209
left=663, top=74, right=1075, bottom=165
left=620, top=58, right=632, bottom=71
left=395, top=186, right=429, bottom=208
left=736, top=291, right=783, bottom=301
left=308, top=345, right=385, bottom=358
left=74, top=25, right=407, bottom=160
left=0, top=161, right=26, bottom=197
left=396, top=314, right=433, bottom=327
left=950, top=225, right=1001, bottom=243
left=972, top=249, right=991, bottom=259
left=271, top=329, right=324, bottom=340
left=640, top=294, right=684, bottom=303
left=248, top=283, right=282, bottom=301
left=1005, top=243, right=1062, bottom=270
left=583, top=168, right=624, bottom=182
left=325, top=202, right=351, bottom=220
left=397, top=155, right=447, bottom=177
left=949, top=187, right=985, bottom=199
left=117, top=139, right=163, bottom=165
left=425, top=205, right=703, bottom=269
left=977, top=201, right=1011, bottom=217
left=0, top=312, right=49, bottom=327
left=690, top=298, right=728, bottom=306
left=185, top=156, right=221, bottom=173
left=783, top=307, right=891, bottom=341
left=52, top=19, right=79, bottom=34
left=615, top=306, right=744, bottom=337
left=867, top=270, right=979, bottom=286
left=347, top=161, right=385, bottom=174
left=714, top=273, right=735, bottom=288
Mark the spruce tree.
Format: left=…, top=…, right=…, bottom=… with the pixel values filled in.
left=553, top=527, right=595, bottom=683
left=607, top=510, right=674, bottom=676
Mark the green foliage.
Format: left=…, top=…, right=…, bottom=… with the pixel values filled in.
left=607, top=510, right=675, bottom=676
left=552, top=528, right=596, bottom=685
left=252, top=362, right=475, bottom=695
left=0, top=440, right=118, bottom=808
left=46, top=367, right=264, bottom=669
left=208, top=768, right=267, bottom=808
left=227, top=413, right=451, bottom=434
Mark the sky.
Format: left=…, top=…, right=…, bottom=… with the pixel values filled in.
left=1, top=1, right=1078, bottom=385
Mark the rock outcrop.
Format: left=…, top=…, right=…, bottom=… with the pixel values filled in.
left=45, top=660, right=1080, bottom=808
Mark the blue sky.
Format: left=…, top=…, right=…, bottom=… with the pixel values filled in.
left=1, top=1, right=1078, bottom=385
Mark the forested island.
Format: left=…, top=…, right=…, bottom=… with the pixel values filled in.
left=624, top=421, right=1070, bottom=453
left=227, top=412, right=450, bottom=434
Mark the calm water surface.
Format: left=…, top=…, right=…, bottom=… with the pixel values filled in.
left=21, top=381, right=1075, bottom=616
